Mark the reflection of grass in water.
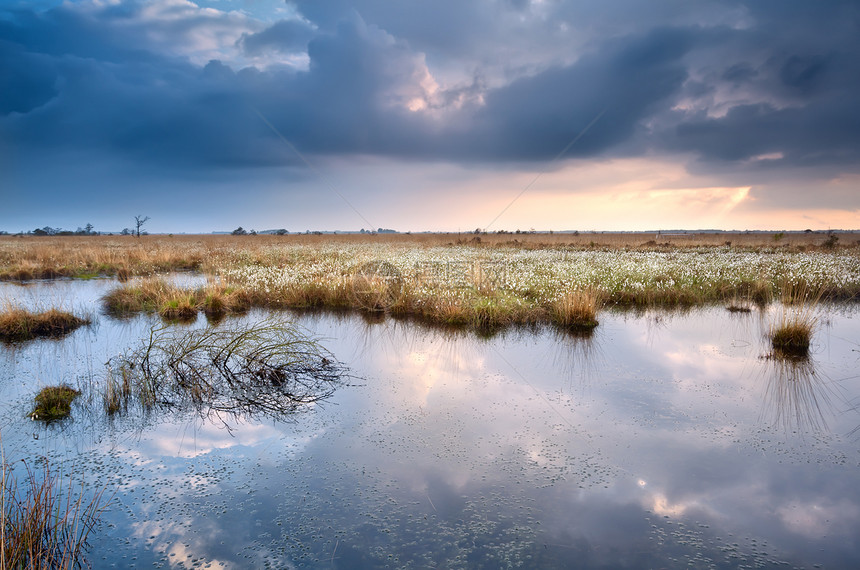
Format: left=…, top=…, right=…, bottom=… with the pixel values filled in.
left=1, top=455, right=109, bottom=569
left=550, top=327, right=602, bottom=391
left=761, top=354, right=834, bottom=434
left=103, top=318, right=347, bottom=422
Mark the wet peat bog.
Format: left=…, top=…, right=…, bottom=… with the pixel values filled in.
left=2, top=278, right=860, bottom=568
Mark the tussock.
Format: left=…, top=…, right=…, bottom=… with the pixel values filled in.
left=0, top=306, right=89, bottom=342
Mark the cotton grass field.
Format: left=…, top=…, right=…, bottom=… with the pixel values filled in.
left=2, top=233, right=859, bottom=332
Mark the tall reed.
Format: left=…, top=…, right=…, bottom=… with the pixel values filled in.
left=1, top=456, right=109, bottom=569
left=549, top=289, right=601, bottom=332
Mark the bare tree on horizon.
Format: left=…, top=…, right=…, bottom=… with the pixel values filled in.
left=134, top=215, right=150, bottom=237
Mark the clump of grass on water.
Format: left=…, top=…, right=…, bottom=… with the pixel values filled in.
left=30, top=386, right=80, bottom=422
left=0, top=306, right=89, bottom=342
left=771, top=317, right=814, bottom=358
left=769, top=280, right=822, bottom=359
left=158, top=294, right=198, bottom=322
left=1, top=455, right=109, bottom=568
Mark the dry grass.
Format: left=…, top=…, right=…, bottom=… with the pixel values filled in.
left=769, top=281, right=823, bottom=359
left=771, top=319, right=814, bottom=358
left=1, top=232, right=857, bottom=283
left=549, top=289, right=601, bottom=332
left=0, top=306, right=89, bottom=342
left=1, top=456, right=109, bottom=569
left=30, top=386, right=80, bottom=422
left=0, top=236, right=203, bottom=281
left=103, top=279, right=250, bottom=321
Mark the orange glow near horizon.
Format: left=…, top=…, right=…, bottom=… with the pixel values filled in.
left=404, top=158, right=860, bottom=231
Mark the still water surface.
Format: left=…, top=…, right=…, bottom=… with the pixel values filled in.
left=1, top=278, right=859, bottom=568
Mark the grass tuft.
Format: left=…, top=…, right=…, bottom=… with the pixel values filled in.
left=771, top=318, right=814, bottom=358
left=158, top=295, right=198, bottom=322
left=769, top=280, right=822, bottom=359
left=0, top=306, right=89, bottom=342
left=550, top=290, right=601, bottom=332
left=30, top=385, right=80, bottom=422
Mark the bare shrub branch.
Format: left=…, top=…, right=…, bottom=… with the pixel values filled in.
left=104, top=318, right=347, bottom=422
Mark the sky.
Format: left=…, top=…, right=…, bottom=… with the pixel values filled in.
left=1, top=0, right=859, bottom=234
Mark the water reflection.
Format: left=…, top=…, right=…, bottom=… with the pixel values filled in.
left=3, top=279, right=860, bottom=568
left=760, top=353, right=834, bottom=434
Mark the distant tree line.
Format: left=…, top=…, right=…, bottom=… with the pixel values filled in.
left=15, top=216, right=152, bottom=237
left=26, top=223, right=99, bottom=236
left=232, top=227, right=289, bottom=235
left=358, top=228, right=397, bottom=234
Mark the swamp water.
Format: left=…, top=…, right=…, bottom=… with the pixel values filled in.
left=1, top=278, right=860, bottom=568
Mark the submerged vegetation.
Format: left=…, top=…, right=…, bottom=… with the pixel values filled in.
left=30, top=385, right=80, bottom=422
left=0, top=306, right=89, bottom=342
left=1, top=457, right=108, bottom=569
left=103, top=319, right=346, bottom=421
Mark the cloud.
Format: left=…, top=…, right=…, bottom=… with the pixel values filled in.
left=237, top=18, right=315, bottom=56
left=3, top=0, right=860, bottom=230
left=0, top=45, right=57, bottom=115
left=462, top=28, right=694, bottom=160
left=1, top=4, right=697, bottom=168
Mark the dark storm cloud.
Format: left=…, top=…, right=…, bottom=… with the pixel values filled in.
left=657, top=23, right=860, bottom=167
left=238, top=19, right=315, bottom=56
left=3, top=0, right=860, bottom=176
left=654, top=0, right=860, bottom=168
left=465, top=28, right=694, bottom=160
left=0, top=2, right=691, bottom=168
left=1, top=5, right=431, bottom=167
left=0, top=45, right=57, bottom=114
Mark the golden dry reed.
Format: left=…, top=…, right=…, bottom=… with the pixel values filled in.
left=1, top=454, right=109, bottom=569
left=0, top=306, right=89, bottom=342
left=769, top=280, right=824, bottom=359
